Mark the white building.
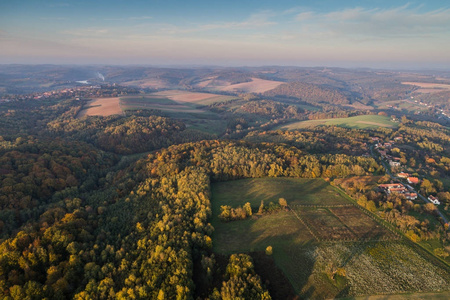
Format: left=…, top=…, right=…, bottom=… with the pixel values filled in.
left=428, top=196, right=440, bottom=205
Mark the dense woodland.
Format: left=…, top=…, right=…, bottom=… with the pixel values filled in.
left=264, top=82, right=351, bottom=106
left=1, top=67, right=450, bottom=299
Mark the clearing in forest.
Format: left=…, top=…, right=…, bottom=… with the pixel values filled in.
left=77, top=97, right=123, bottom=118
left=208, top=78, right=284, bottom=93
left=119, top=94, right=227, bottom=135
left=211, top=178, right=450, bottom=298
left=278, top=115, right=398, bottom=130
left=122, top=78, right=169, bottom=89
left=119, top=94, right=208, bottom=114
left=152, top=90, right=237, bottom=105
left=402, top=82, right=450, bottom=94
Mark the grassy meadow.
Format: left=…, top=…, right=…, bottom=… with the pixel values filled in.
left=120, top=95, right=207, bottom=114
left=211, top=178, right=450, bottom=298
left=278, top=115, right=398, bottom=130
left=119, top=94, right=227, bottom=135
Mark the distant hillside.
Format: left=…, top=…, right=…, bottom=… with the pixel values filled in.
left=264, top=82, right=351, bottom=105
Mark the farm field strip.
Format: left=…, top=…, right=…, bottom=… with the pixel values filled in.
left=77, top=97, right=123, bottom=118
left=329, top=207, right=399, bottom=241
left=292, top=204, right=398, bottom=242
left=402, top=82, right=450, bottom=90
left=210, top=78, right=284, bottom=93
left=297, top=207, right=357, bottom=241
left=151, top=90, right=237, bottom=105
left=290, top=204, right=400, bottom=242
left=119, top=95, right=210, bottom=114
left=290, top=203, right=354, bottom=208
left=279, top=115, right=398, bottom=130
left=211, top=178, right=450, bottom=297
left=303, top=241, right=450, bottom=297
left=287, top=205, right=319, bottom=242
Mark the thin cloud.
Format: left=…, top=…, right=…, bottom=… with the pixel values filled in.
left=40, top=17, right=68, bottom=21
left=129, top=16, right=153, bottom=20
left=46, top=3, right=70, bottom=8
left=104, top=16, right=152, bottom=21
left=63, top=28, right=109, bottom=37
left=295, top=12, right=314, bottom=22
left=295, top=6, right=450, bottom=39
left=152, top=11, right=276, bottom=35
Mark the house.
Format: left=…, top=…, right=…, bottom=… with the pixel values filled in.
left=394, top=137, right=403, bottom=141
left=397, top=172, right=410, bottom=178
left=389, top=161, right=401, bottom=167
left=428, top=196, right=440, bottom=205
left=406, top=193, right=417, bottom=200
left=379, top=183, right=403, bottom=190
left=379, top=183, right=417, bottom=200
left=407, top=177, right=420, bottom=184
left=389, top=187, right=409, bottom=194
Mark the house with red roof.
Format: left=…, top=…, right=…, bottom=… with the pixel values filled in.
left=407, top=177, right=420, bottom=184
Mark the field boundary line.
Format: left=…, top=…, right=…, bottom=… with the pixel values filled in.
left=288, top=205, right=320, bottom=242
left=290, top=204, right=353, bottom=208
left=332, top=184, right=402, bottom=239
left=326, top=208, right=359, bottom=239
left=352, top=204, right=401, bottom=239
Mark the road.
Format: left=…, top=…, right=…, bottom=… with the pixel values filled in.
left=370, top=145, right=449, bottom=227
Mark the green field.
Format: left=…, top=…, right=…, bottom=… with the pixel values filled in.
left=278, top=115, right=398, bottom=130
left=119, top=95, right=227, bottom=135
left=211, top=178, right=450, bottom=298
left=374, top=99, right=430, bottom=112
left=189, top=95, right=237, bottom=105
left=120, top=95, right=207, bottom=114
left=211, top=178, right=350, bottom=208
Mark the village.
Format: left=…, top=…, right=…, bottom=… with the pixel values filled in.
left=0, top=84, right=139, bottom=104
left=373, top=137, right=441, bottom=205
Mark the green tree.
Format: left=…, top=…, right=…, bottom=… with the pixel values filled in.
left=258, top=201, right=264, bottom=215
left=243, top=202, right=252, bottom=217
left=278, top=198, right=287, bottom=209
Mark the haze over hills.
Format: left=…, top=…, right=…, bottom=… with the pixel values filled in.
left=1, top=0, right=450, bottom=299
left=2, top=64, right=450, bottom=123
left=1, top=64, right=450, bottom=299
left=2, top=1, right=450, bottom=67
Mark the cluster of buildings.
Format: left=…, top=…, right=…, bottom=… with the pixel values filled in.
left=374, top=137, right=441, bottom=205
left=1, top=85, right=99, bottom=103
left=378, top=183, right=418, bottom=200
left=374, top=137, right=403, bottom=168
left=396, top=172, right=420, bottom=184
left=0, top=84, right=137, bottom=104
left=413, top=99, right=449, bottom=118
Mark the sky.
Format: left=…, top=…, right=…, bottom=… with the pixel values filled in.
left=1, top=0, right=450, bottom=69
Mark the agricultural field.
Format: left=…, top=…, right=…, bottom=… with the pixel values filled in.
left=119, top=94, right=228, bottom=135
left=77, top=93, right=228, bottom=135
left=402, top=82, right=450, bottom=94
left=211, top=178, right=351, bottom=208
left=119, top=94, right=207, bottom=114
left=211, top=178, right=450, bottom=298
left=77, top=97, right=123, bottom=117
left=122, top=78, right=169, bottom=89
left=295, top=206, right=398, bottom=241
left=205, top=77, right=284, bottom=93
left=278, top=115, right=398, bottom=130
left=152, top=90, right=237, bottom=105
left=299, top=241, right=450, bottom=298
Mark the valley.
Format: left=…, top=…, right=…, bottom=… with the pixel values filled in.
left=0, top=65, right=449, bottom=299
